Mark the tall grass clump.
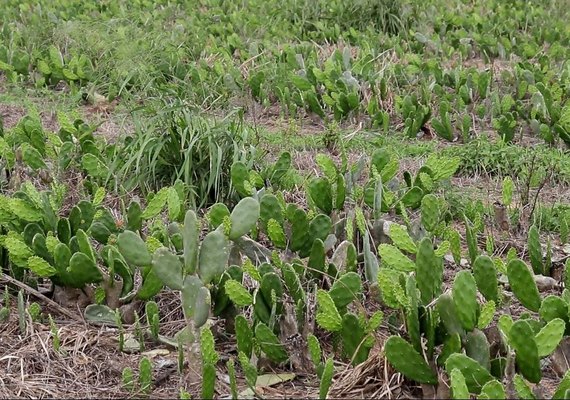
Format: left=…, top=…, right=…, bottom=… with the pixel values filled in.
left=117, top=102, right=258, bottom=209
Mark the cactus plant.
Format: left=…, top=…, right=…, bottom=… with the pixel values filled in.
left=255, top=322, right=288, bottom=363
left=416, top=237, right=442, bottom=304
left=465, top=329, right=491, bottom=371
left=452, top=270, right=479, bottom=331
left=445, top=353, right=494, bottom=393
left=479, top=380, right=506, bottom=399
left=473, top=255, right=499, bottom=302
left=405, top=275, right=421, bottom=352
left=437, top=293, right=465, bottom=338
left=507, top=259, right=541, bottom=312
left=308, top=177, right=333, bottom=215
left=528, top=225, right=543, bottom=275
left=539, top=295, right=569, bottom=324
left=229, top=197, right=260, bottom=240
left=384, top=336, right=438, bottom=384
left=509, top=320, right=541, bottom=383
left=421, top=194, right=440, bottom=233
left=340, top=312, right=370, bottom=364
left=450, top=368, right=470, bottom=399
left=329, top=272, right=362, bottom=309
left=235, top=315, right=253, bottom=358
left=534, top=318, right=565, bottom=357
left=319, top=358, right=335, bottom=400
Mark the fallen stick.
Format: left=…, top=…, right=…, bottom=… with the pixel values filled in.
left=0, top=272, right=83, bottom=323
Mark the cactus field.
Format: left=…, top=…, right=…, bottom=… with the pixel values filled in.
left=2, top=0, right=570, bottom=398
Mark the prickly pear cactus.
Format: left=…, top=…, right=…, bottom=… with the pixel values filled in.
left=152, top=247, right=184, bottom=290
left=420, top=194, right=440, bottom=233
left=509, top=320, right=541, bottom=383
left=255, top=322, right=288, bottom=363
left=445, top=353, right=494, bottom=394
left=507, top=259, right=541, bottom=312
left=235, top=315, right=253, bottom=358
left=452, top=270, right=479, bottom=331
left=465, top=329, right=491, bottom=371
left=450, top=368, right=470, bottom=400
left=384, top=336, right=437, bottom=384
left=535, top=318, right=565, bottom=357
left=528, top=225, right=543, bottom=275
left=329, top=272, right=362, bottom=309
left=229, top=197, right=260, bottom=240
left=480, top=380, right=506, bottom=399
left=406, top=275, right=421, bottom=353
left=437, top=293, right=465, bottom=338
left=308, top=177, right=333, bottom=215
left=416, top=237, right=442, bottom=305
left=340, top=313, right=370, bottom=365
left=117, top=230, right=152, bottom=266
left=473, top=255, right=499, bottom=302
left=465, top=218, right=478, bottom=264
left=198, top=230, right=229, bottom=284
left=539, top=295, right=569, bottom=323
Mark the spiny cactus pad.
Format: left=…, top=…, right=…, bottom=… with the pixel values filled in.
left=452, top=270, right=479, bottom=331
left=473, top=255, right=499, bottom=302
left=445, top=353, right=494, bottom=393
left=507, top=259, right=541, bottom=312
left=384, top=336, right=438, bottom=384
left=510, top=320, right=542, bottom=383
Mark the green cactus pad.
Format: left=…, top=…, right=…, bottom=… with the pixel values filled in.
left=308, top=239, right=326, bottom=279
left=207, top=203, right=230, bottom=229
left=378, top=244, right=416, bottom=272
left=465, top=329, right=491, bottom=371
left=76, top=229, right=96, bottom=262
left=329, top=272, right=362, bottom=309
left=340, top=313, right=369, bottom=365
left=181, top=276, right=211, bottom=327
left=507, top=259, right=541, bottom=312
left=420, top=194, right=440, bottom=233
left=528, top=225, right=543, bottom=275
left=235, top=315, right=253, bottom=358
left=438, top=333, right=462, bottom=366
left=57, top=218, right=72, bottom=245
left=535, top=318, right=565, bottom=358
left=308, top=177, right=333, bottom=215
left=67, top=252, right=103, bottom=287
left=473, top=255, right=499, bottom=302
left=260, top=194, right=283, bottom=225
left=289, top=208, right=310, bottom=253
left=126, top=201, right=143, bottom=232
left=89, top=222, right=112, bottom=244
left=453, top=270, right=479, bottom=331
left=480, top=380, right=506, bottom=400
left=117, top=231, right=152, bottom=266
left=229, top=197, right=260, bottom=240
left=437, top=293, right=465, bottom=338
left=260, top=272, right=283, bottom=314
left=405, top=275, right=421, bottom=353
left=450, top=368, right=470, bottom=400
left=510, top=320, right=542, bottom=383
left=416, top=237, right=442, bottom=304
left=198, top=230, right=229, bottom=284
left=539, top=295, right=569, bottom=323
left=384, top=335, right=438, bottom=384
left=465, top=218, right=478, bottom=264
left=309, top=214, right=333, bottom=243
left=152, top=247, right=184, bottom=290
left=255, top=322, right=288, bottom=363
left=183, top=210, right=199, bottom=274
left=445, top=353, right=494, bottom=393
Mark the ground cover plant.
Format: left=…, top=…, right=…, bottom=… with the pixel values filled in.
left=2, top=0, right=570, bottom=398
